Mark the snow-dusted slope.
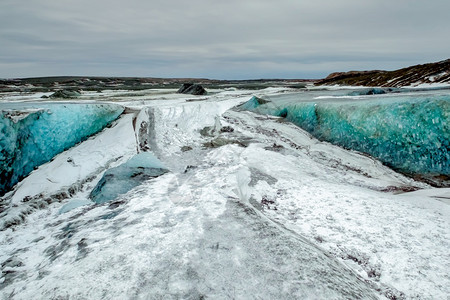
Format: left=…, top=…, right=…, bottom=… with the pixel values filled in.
left=316, top=59, right=450, bottom=87
left=0, top=88, right=449, bottom=299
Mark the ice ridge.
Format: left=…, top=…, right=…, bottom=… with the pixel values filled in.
left=241, top=95, right=450, bottom=181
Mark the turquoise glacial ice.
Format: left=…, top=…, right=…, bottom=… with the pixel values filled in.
left=241, top=94, right=449, bottom=177
left=0, top=103, right=124, bottom=195
left=90, top=152, right=169, bottom=204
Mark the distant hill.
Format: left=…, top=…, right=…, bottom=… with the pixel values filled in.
left=316, top=59, right=450, bottom=87
left=2, top=59, right=449, bottom=90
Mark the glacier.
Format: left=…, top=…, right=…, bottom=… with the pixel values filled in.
left=0, top=103, right=124, bottom=195
left=0, top=86, right=449, bottom=299
left=239, top=92, right=449, bottom=184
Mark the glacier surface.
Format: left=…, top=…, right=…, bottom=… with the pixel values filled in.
left=0, top=87, right=449, bottom=299
left=0, top=103, right=124, bottom=195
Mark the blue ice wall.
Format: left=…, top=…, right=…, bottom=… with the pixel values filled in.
left=90, top=152, right=169, bottom=204
left=242, top=95, right=450, bottom=176
left=0, top=103, right=124, bottom=195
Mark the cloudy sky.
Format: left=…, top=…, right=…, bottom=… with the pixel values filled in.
left=1, top=0, right=449, bottom=79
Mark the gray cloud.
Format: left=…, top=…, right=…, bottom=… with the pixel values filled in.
left=1, top=0, right=449, bottom=79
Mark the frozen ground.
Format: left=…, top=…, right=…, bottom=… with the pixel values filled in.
left=0, top=87, right=449, bottom=299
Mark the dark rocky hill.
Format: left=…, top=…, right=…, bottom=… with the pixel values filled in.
left=316, top=59, right=450, bottom=87
left=0, top=76, right=311, bottom=93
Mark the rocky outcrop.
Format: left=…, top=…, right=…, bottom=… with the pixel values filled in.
left=47, top=89, right=81, bottom=99
left=316, top=59, right=450, bottom=87
left=177, top=83, right=207, bottom=95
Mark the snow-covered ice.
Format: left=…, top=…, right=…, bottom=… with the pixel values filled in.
left=0, top=87, right=449, bottom=299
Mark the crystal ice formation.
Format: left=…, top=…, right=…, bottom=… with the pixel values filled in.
left=90, top=152, right=169, bottom=204
left=0, top=103, right=124, bottom=195
left=242, top=94, right=450, bottom=177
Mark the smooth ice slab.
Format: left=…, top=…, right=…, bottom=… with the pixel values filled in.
left=90, top=152, right=169, bottom=204
left=0, top=103, right=124, bottom=195
left=241, top=93, right=450, bottom=180
left=58, top=199, right=92, bottom=214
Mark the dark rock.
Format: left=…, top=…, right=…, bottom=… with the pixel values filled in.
left=254, top=96, right=271, bottom=105
left=264, top=143, right=284, bottom=152
left=220, top=126, right=234, bottom=133
left=2, top=257, right=24, bottom=268
left=184, top=165, right=197, bottom=173
left=202, top=137, right=251, bottom=148
left=261, top=195, right=277, bottom=210
left=49, top=89, right=81, bottom=99
left=177, top=83, right=207, bottom=95
left=181, top=146, right=193, bottom=152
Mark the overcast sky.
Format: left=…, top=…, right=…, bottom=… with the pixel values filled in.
left=1, top=0, right=449, bottom=79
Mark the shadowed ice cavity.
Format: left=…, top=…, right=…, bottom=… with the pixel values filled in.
left=240, top=94, right=449, bottom=184
left=0, top=103, right=124, bottom=195
left=90, top=152, right=169, bottom=204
